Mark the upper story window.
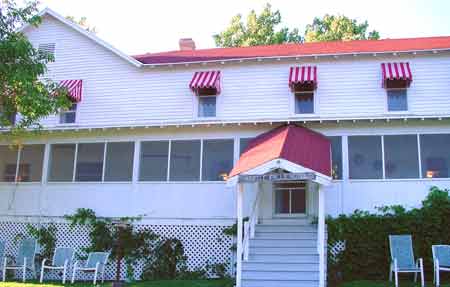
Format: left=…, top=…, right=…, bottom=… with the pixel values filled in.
left=381, top=62, right=412, bottom=112
left=60, top=103, right=77, bottom=124
left=289, top=66, right=318, bottom=115
left=0, top=100, right=16, bottom=126
left=58, top=80, right=83, bottom=124
left=38, top=43, right=56, bottom=61
left=197, top=92, right=217, bottom=117
left=189, top=71, right=221, bottom=118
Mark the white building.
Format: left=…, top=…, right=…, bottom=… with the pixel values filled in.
left=1, top=8, right=450, bottom=287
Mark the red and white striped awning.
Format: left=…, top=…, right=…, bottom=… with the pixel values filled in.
left=289, top=66, right=318, bottom=90
left=381, top=62, right=412, bottom=88
left=60, top=80, right=83, bottom=102
left=189, top=71, right=221, bottom=94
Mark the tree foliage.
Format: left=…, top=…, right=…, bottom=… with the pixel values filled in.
left=0, top=0, right=71, bottom=130
left=305, top=14, right=380, bottom=42
left=214, top=3, right=302, bottom=47
left=66, top=15, right=97, bottom=33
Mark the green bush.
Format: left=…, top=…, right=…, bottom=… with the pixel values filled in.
left=327, top=186, right=450, bottom=284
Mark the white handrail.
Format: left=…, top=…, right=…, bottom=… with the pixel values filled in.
left=242, top=190, right=261, bottom=262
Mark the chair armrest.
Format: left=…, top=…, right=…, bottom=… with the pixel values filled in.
left=41, top=258, right=48, bottom=267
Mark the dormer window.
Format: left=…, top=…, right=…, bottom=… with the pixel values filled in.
left=289, top=66, right=318, bottom=114
left=381, top=62, right=412, bottom=112
left=189, top=71, right=221, bottom=118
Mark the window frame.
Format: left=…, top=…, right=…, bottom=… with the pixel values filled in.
left=59, top=103, right=78, bottom=125
left=386, top=88, right=408, bottom=113
left=195, top=94, right=218, bottom=119
left=0, top=144, right=45, bottom=183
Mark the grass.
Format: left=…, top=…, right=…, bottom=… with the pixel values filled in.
left=339, top=280, right=450, bottom=287
left=0, top=279, right=231, bottom=287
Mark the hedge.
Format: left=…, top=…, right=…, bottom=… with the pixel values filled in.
left=327, top=186, right=450, bottom=284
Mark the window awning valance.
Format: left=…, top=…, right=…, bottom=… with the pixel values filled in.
left=60, top=80, right=83, bottom=102
left=289, top=66, right=317, bottom=90
left=381, top=62, right=412, bottom=88
left=189, top=71, right=221, bottom=94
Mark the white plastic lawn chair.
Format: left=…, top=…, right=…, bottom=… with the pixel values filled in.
left=71, top=251, right=109, bottom=285
left=389, top=235, right=424, bottom=287
left=40, top=247, right=74, bottom=284
left=432, top=245, right=450, bottom=286
left=2, top=239, right=37, bottom=282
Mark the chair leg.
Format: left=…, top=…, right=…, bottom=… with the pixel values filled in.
left=62, top=263, right=67, bottom=284
left=436, top=268, right=440, bottom=287
left=40, top=265, right=44, bottom=283
left=2, top=258, right=6, bottom=282
left=101, top=266, right=105, bottom=283
left=22, top=258, right=26, bottom=283
left=420, top=259, right=424, bottom=287
left=71, top=267, right=76, bottom=284
left=395, top=270, right=399, bottom=287
left=93, top=265, right=99, bottom=285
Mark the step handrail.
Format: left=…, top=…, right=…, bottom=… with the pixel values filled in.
left=243, top=189, right=261, bottom=261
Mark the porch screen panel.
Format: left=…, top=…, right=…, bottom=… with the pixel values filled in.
left=328, top=136, right=343, bottom=180
left=104, top=142, right=134, bottom=181
left=239, top=138, right=253, bottom=155
left=202, top=139, right=234, bottom=181
left=75, top=143, right=104, bottom=182
left=348, top=136, right=383, bottom=179
left=0, top=145, right=19, bottom=182
left=139, top=141, right=169, bottom=181
left=420, top=134, right=450, bottom=178
left=48, top=144, right=76, bottom=182
left=18, top=145, right=45, bottom=182
left=384, top=135, right=419, bottom=179
left=170, top=140, right=201, bottom=181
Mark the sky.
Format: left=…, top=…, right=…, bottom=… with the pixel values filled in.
left=35, top=0, right=450, bottom=55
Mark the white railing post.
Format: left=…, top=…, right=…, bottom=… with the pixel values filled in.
left=236, top=183, right=244, bottom=287
left=318, top=185, right=326, bottom=287
left=243, top=221, right=250, bottom=261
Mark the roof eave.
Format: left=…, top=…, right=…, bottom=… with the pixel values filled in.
left=139, top=48, right=450, bottom=67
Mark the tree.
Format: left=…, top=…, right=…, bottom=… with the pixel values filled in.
left=214, top=3, right=302, bottom=47
left=305, top=14, right=380, bottom=42
left=66, top=15, right=97, bottom=33
left=0, top=0, right=71, bottom=130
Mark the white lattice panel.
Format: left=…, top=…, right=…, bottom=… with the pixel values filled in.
left=328, top=240, right=346, bottom=263
left=0, top=219, right=232, bottom=281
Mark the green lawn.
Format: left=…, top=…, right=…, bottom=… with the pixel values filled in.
left=0, top=279, right=231, bottom=287
left=340, top=281, right=450, bottom=287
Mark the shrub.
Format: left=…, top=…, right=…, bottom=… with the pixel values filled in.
left=327, top=186, right=450, bottom=284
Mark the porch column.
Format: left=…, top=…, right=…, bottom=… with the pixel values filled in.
left=318, top=185, right=326, bottom=287
left=236, top=183, right=244, bottom=287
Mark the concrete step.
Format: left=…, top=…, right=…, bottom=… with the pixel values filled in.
left=243, top=262, right=319, bottom=272
left=249, top=253, right=319, bottom=263
left=255, top=231, right=317, bottom=240
left=242, top=270, right=319, bottom=281
left=250, top=238, right=317, bottom=248
left=242, top=279, right=319, bottom=287
left=255, top=225, right=317, bottom=233
left=261, top=218, right=313, bottom=226
left=250, top=246, right=317, bottom=255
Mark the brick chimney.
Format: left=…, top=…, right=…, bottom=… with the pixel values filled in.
left=179, top=38, right=196, bottom=51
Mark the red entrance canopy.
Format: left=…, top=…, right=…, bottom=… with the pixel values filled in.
left=229, top=125, right=331, bottom=178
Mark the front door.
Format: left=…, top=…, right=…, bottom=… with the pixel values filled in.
left=274, top=181, right=307, bottom=216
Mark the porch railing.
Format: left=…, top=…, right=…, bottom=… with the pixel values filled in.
left=243, top=189, right=261, bottom=261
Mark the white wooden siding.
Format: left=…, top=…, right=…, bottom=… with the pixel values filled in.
left=22, top=15, right=450, bottom=129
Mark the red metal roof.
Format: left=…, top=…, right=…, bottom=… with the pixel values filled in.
left=229, top=125, right=331, bottom=178
left=133, top=36, right=450, bottom=65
